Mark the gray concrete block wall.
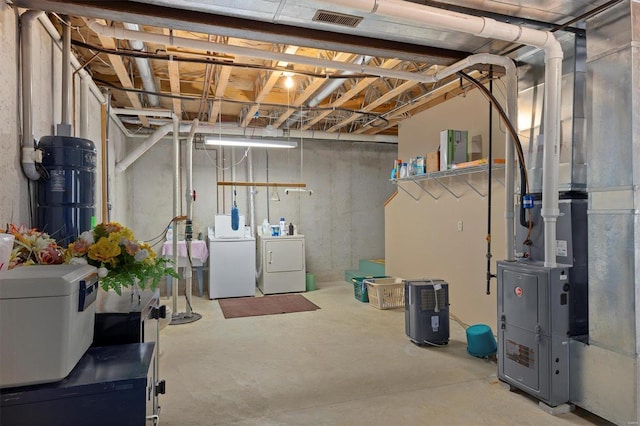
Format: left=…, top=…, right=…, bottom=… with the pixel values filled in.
left=0, top=7, right=112, bottom=228
left=0, top=4, right=24, bottom=226
left=126, top=137, right=396, bottom=282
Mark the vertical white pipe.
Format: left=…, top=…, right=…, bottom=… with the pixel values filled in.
left=321, top=0, right=563, bottom=266
left=231, top=148, right=237, bottom=182
left=541, top=56, right=563, bottom=267
left=184, top=119, right=198, bottom=315
left=61, top=15, right=71, bottom=127
left=79, top=75, right=89, bottom=139
left=247, top=148, right=256, bottom=236
left=20, top=10, right=44, bottom=181
left=172, top=114, right=180, bottom=314
left=504, top=66, right=517, bottom=261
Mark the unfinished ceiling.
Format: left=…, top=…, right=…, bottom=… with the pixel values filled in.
left=12, top=0, right=616, bottom=140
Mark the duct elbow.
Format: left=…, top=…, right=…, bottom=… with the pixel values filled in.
left=21, top=148, right=41, bottom=180
left=542, top=33, right=564, bottom=61
left=22, top=163, right=40, bottom=180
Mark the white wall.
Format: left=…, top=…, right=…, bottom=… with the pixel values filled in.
left=386, top=88, right=507, bottom=329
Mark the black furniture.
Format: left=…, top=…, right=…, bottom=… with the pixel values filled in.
left=93, top=288, right=166, bottom=421
left=0, top=343, right=155, bottom=426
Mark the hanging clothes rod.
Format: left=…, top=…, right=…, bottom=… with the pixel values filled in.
left=217, top=181, right=306, bottom=188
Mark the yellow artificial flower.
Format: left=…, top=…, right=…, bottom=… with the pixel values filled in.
left=88, top=237, right=121, bottom=263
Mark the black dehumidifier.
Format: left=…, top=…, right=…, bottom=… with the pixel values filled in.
left=405, top=279, right=449, bottom=345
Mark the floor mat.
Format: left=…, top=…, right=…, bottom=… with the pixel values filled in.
left=218, top=294, right=320, bottom=319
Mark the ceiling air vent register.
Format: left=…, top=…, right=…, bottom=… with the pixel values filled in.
left=312, top=10, right=363, bottom=28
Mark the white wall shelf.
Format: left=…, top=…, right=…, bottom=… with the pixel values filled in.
left=391, top=163, right=505, bottom=201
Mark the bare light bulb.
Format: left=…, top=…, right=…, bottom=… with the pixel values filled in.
left=285, top=75, right=294, bottom=89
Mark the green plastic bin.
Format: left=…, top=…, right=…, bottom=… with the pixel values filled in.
left=351, top=275, right=388, bottom=302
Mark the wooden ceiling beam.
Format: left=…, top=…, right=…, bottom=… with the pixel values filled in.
left=241, top=45, right=299, bottom=128
left=209, top=66, right=232, bottom=124
left=84, top=18, right=150, bottom=127
left=163, top=28, right=182, bottom=117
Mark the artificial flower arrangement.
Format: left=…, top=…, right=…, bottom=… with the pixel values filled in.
left=5, top=224, right=65, bottom=268
left=65, top=222, right=178, bottom=294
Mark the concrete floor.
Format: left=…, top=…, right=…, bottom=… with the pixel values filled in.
left=158, top=281, right=609, bottom=426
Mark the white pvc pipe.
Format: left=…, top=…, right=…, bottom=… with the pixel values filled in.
left=172, top=115, right=180, bottom=315
left=504, top=66, right=517, bottom=262
left=87, top=20, right=439, bottom=84
left=115, top=123, right=172, bottom=172
left=61, top=15, right=71, bottom=128
left=119, top=120, right=399, bottom=143
left=184, top=119, right=198, bottom=316
left=79, top=75, right=89, bottom=139
left=541, top=57, right=562, bottom=267
left=37, top=14, right=105, bottom=104
left=323, top=0, right=562, bottom=265
left=247, top=148, right=256, bottom=237
left=20, top=10, right=43, bottom=181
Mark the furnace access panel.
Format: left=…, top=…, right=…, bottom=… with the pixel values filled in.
left=497, top=261, right=573, bottom=407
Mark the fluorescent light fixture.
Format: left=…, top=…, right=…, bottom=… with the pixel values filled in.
left=204, top=137, right=297, bottom=148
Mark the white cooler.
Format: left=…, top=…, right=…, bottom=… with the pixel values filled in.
left=0, top=264, right=98, bottom=388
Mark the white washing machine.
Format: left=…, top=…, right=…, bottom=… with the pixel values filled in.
left=208, top=216, right=256, bottom=299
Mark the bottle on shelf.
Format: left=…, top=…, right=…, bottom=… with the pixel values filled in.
left=399, top=162, right=408, bottom=178
left=279, top=217, right=286, bottom=236
left=288, top=222, right=294, bottom=236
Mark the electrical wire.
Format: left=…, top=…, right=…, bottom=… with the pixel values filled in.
left=456, top=71, right=532, bottom=231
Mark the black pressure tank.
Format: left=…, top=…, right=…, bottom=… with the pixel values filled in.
left=37, top=136, right=96, bottom=247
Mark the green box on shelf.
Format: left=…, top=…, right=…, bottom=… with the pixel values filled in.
left=351, top=275, right=388, bottom=302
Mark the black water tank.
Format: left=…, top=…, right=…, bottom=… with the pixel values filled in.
left=37, top=136, right=96, bottom=247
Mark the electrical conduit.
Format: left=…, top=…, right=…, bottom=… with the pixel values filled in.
left=322, top=0, right=561, bottom=266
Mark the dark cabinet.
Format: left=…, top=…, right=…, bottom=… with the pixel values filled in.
left=1, top=343, right=156, bottom=426
left=93, top=288, right=166, bottom=422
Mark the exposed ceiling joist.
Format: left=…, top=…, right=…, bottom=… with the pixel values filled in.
left=84, top=18, right=150, bottom=127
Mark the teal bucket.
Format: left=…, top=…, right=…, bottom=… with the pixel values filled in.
left=466, top=324, right=497, bottom=358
